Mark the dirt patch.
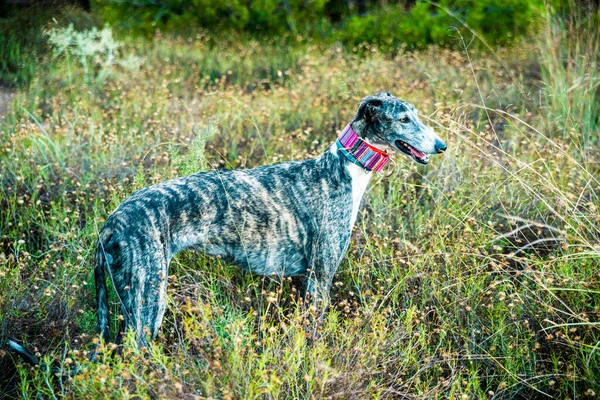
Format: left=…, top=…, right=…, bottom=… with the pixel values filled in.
left=0, top=86, right=15, bottom=117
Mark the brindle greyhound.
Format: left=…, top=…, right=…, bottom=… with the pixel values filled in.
left=8, top=91, right=446, bottom=364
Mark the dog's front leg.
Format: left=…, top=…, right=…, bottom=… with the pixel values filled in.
left=303, top=237, right=347, bottom=338
left=303, top=272, right=332, bottom=340
left=304, top=271, right=333, bottom=317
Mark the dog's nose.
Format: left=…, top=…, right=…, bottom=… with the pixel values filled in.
left=435, top=139, right=447, bottom=153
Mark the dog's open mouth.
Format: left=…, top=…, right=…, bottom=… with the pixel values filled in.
left=394, top=140, right=429, bottom=165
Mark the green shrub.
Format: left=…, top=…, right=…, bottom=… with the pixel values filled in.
left=95, top=0, right=545, bottom=48
left=0, top=33, right=38, bottom=87
left=95, top=0, right=329, bottom=34
left=46, top=24, right=143, bottom=85
left=0, top=5, right=100, bottom=87
left=338, top=0, right=546, bottom=49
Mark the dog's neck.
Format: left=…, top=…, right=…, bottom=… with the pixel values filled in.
left=327, top=143, right=371, bottom=227
left=335, top=124, right=390, bottom=173
left=326, top=122, right=391, bottom=228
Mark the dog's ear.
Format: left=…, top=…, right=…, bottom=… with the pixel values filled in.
left=365, top=99, right=383, bottom=123
left=355, top=97, right=383, bottom=124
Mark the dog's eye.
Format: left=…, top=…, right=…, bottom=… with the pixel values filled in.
left=400, top=117, right=409, bottom=123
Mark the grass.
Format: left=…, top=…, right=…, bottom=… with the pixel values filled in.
left=0, top=6, right=599, bottom=399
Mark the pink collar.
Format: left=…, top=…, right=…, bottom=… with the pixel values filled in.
left=336, top=124, right=390, bottom=173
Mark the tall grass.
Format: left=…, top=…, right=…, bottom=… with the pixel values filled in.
left=0, top=6, right=598, bottom=399
left=0, top=34, right=38, bottom=88
left=539, top=4, right=600, bottom=158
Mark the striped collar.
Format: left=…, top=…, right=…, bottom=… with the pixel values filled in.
left=336, top=124, right=390, bottom=173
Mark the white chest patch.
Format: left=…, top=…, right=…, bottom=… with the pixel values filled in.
left=347, top=162, right=372, bottom=228
left=328, top=144, right=374, bottom=229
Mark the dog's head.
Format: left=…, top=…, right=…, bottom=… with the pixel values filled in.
left=350, top=92, right=446, bottom=165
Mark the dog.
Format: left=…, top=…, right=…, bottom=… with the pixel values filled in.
left=8, top=92, right=446, bottom=364
left=94, top=91, right=446, bottom=350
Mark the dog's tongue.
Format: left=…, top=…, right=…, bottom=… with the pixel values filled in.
left=409, top=146, right=426, bottom=159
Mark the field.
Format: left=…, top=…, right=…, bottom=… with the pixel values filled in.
left=0, top=8, right=599, bottom=399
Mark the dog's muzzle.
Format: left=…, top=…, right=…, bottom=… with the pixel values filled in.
left=394, top=140, right=430, bottom=165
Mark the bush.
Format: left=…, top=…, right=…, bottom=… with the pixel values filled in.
left=0, top=4, right=99, bottom=87
left=0, top=33, right=38, bottom=87
left=95, top=0, right=545, bottom=48
left=46, top=24, right=143, bottom=85
left=338, top=0, right=546, bottom=49
left=95, top=0, right=329, bottom=34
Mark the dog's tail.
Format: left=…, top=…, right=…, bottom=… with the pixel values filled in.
left=95, top=241, right=111, bottom=343
left=90, top=235, right=113, bottom=362
left=6, top=339, right=41, bottom=366
left=5, top=339, right=81, bottom=377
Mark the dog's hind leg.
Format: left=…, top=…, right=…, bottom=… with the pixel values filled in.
left=114, top=238, right=170, bottom=350
left=140, top=248, right=170, bottom=342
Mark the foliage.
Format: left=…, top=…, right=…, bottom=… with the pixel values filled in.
left=46, top=24, right=142, bottom=84
left=96, top=0, right=545, bottom=48
left=339, top=0, right=545, bottom=48
left=1, top=5, right=599, bottom=399
left=0, top=34, right=38, bottom=88
left=0, top=5, right=99, bottom=87
left=0, top=0, right=550, bottom=88
left=95, top=0, right=329, bottom=34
